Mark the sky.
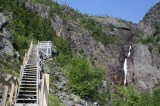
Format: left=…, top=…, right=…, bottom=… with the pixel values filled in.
left=55, top=0, right=160, bottom=23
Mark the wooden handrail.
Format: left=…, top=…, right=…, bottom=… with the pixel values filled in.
left=0, top=40, right=33, bottom=106
left=0, top=40, right=50, bottom=106
left=23, top=39, right=33, bottom=65
left=0, top=75, right=18, bottom=106
left=40, top=74, right=49, bottom=106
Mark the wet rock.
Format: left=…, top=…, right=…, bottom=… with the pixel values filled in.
left=133, top=44, right=152, bottom=66
left=129, top=44, right=160, bottom=91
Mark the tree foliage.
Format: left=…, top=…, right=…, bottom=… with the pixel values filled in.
left=0, top=0, right=55, bottom=56
left=80, top=17, right=116, bottom=45
left=112, top=86, right=160, bottom=106
left=65, top=56, right=105, bottom=99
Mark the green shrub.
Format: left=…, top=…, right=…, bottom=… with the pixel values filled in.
left=30, top=0, right=53, bottom=5
left=156, top=35, right=160, bottom=42
left=111, top=86, right=160, bottom=106
left=80, top=17, right=116, bottom=45
left=148, top=44, right=153, bottom=52
left=53, top=37, right=71, bottom=55
left=53, top=37, right=72, bottom=66
left=141, top=36, right=154, bottom=44
left=112, top=86, right=140, bottom=106
left=49, top=94, right=64, bottom=106
left=65, top=56, right=105, bottom=99
left=95, top=91, right=110, bottom=106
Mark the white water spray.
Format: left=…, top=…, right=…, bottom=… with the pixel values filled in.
left=123, top=46, right=132, bottom=86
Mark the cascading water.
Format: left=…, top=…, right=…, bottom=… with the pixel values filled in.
left=123, top=46, right=132, bottom=86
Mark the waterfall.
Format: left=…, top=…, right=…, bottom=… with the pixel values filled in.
left=123, top=46, right=132, bottom=86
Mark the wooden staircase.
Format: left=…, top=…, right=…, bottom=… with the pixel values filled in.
left=0, top=40, right=51, bottom=106
left=14, top=45, right=39, bottom=106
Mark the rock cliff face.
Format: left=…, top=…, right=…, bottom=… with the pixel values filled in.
left=51, top=14, right=136, bottom=85
left=129, top=2, right=160, bottom=91
left=0, top=13, right=13, bottom=56
left=127, top=44, right=160, bottom=91
left=139, top=2, right=160, bottom=36
left=25, top=1, right=160, bottom=92
left=25, top=2, right=50, bottom=19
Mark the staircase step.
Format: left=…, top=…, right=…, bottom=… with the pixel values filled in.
left=16, top=99, right=37, bottom=103
left=25, top=63, right=37, bottom=65
left=17, top=99, right=37, bottom=100
left=21, top=80, right=36, bottom=82
left=21, top=81, right=36, bottom=83
left=19, top=90, right=36, bottom=92
left=24, top=69, right=37, bottom=71
left=19, top=87, right=36, bottom=91
left=24, top=68, right=37, bottom=71
left=17, top=94, right=37, bottom=96
left=21, top=82, right=36, bottom=84
left=20, top=84, right=36, bottom=88
left=18, top=91, right=36, bottom=95
left=21, top=83, right=36, bottom=85
left=22, top=76, right=36, bottom=79
left=21, top=79, right=36, bottom=82
left=23, top=70, right=37, bottom=72
left=23, top=73, right=37, bottom=76
left=25, top=65, right=37, bottom=69
left=26, top=64, right=37, bottom=66
left=20, top=86, right=36, bottom=89
left=24, top=68, right=37, bottom=70
left=23, top=72, right=37, bottom=75
left=23, top=71, right=37, bottom=73
left=17, top=95, right=36, bottom=99
left=23, top=73, right=37, bottom=75
left=21, top=79, right=36, bottom=81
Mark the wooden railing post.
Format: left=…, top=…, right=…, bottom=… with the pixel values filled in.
left=2, top=85, right=9, bottom=106
left=13, top=81, right=18, bottom=102
left=0, top=75, right=18, bottom=106
left=41, top=74, right=49, bottom=106
left=9, top=82, right=14, bottom=106
left=44, top=74, right=49, bottom=94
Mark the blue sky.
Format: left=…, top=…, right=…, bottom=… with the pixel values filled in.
left=55, top=0, right=160, bottom=23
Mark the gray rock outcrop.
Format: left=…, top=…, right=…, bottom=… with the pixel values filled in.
left=25, top=2, right=50, bottom=19
left=0, top=34, right=13, bottom=56
left=0, top=13, right=13, bottom=56
left=0, top=13, right=9, bottom=30
left=127, top=44, right=160, bottom=91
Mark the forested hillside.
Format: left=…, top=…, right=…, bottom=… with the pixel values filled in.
left=1, top=0, right=160, bottom=106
